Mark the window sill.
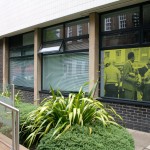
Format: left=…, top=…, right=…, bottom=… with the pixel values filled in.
left=15, top=86, right=34, bottom=92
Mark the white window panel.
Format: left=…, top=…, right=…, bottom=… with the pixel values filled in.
left=119, top=14, right=126, bottom=29
left=104, top=17, right=111, bottom=31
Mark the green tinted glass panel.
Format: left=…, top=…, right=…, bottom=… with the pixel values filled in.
left=100, top=47, right=150, bottom=102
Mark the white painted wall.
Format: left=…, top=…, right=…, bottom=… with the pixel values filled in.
left=0, top=0, right=118, bottom=37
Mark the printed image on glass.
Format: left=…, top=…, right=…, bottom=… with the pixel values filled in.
left=100, top=47, right=150, bottom=102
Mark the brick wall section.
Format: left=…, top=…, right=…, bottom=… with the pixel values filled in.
left=39, top=93, right=50, bottom=103
left=103, top=101, right=150, bottom=132
left=0, top=40, right=3, bottom=85
left=15, top=89, right=34, bottom=104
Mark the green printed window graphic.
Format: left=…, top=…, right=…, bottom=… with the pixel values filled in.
left=100, top=47, right=150, bottom=102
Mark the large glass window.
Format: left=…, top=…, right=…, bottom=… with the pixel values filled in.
left=10, top=58, right=34, bottom=88
left=9, top=32, right=34, bottom=88
left=41, top=18, right=89, bottom=92
left=100, top=47, right=150, bottom=102
left=43, top=53, right=89, bottom=92
left=100, top=3, right=150, bottom=103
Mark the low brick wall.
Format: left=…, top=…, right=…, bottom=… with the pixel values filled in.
left=15, top=89, right=34, bottom=104
left=103, top=101, right=150, bottom=132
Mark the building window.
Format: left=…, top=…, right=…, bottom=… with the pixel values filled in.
left=104, top=17, right=111, bottom=31
left=100, top=3, right=150, bottom=103
left=41, top=18, right=89, bottom=92
left=9, top=32, right=34, bottom=88
left=43, top=25, right=63, bottom=42
left=119, top=14, right=126, bottom=29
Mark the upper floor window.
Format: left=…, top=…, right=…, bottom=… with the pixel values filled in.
left=119, top=14, right=126, bottom=29
left=105, top=17, right=111, bottom=31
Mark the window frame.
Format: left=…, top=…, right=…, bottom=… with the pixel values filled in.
left=41, top=17, right=89, bottom=93
left=9, top=31, right=34, bottom=90
left=118, top=14, right=126, bottom=29
left=99, top=1, right=150, bottom=106
left=104, top=17, right=111, bottom=31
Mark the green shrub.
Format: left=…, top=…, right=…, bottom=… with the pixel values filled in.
left=15, top=102, right=37, bottom=124
left=37, top=123, right=134, bottom=150
left=22, top=85, right=122, bottom=148
left=15, top=102, right=37, bottom=144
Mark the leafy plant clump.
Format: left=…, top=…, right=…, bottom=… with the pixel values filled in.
left=37, top=123, right=134, bottom=150
left=21, top=85, right=122, bottom=148
left=15, top=102, right=37, bottom=145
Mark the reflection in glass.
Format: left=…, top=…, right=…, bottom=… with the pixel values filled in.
left=43, top=25, right=63, bottom=42
left=43, top=53, right=89, bottom=92
left=101, top=7, right=140, bottom=32
left=102, top=31, right=139, bottom=47
left=143, top=4, right=150, bottom=27
left=23, top=32, right=34, bottom=46
left=65, top=38, right=89, bottom=51
left=10, top=58, right=34, bottom=88
left=65, top=18, right=89, bottom=37
left=143, top=30, right=150, bottom=43
left=100, top=47, right=150, bottom=102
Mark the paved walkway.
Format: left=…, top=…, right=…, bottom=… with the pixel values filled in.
left=128, top=129, right=150, bottom=150
left=0, top=133, right=28, bottom=150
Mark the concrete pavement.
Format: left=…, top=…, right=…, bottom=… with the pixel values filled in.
left=128, top=129, right=150, bottom=150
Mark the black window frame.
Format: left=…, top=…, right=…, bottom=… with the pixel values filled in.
left=99, top=1, right=150, bottom=107
left=9, top=31, right=34, bottom=90
left=41, top=17, right=89, bottom=94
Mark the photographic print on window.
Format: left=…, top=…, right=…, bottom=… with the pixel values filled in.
left=100, top=47, right=150, bottom=102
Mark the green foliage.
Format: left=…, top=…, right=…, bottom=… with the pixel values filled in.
left=0, top=89, right=21, bottom=104
left=22, top=85, right=122, bottom=148
left=14, top=91, right=21, bottom=105
left=37, top=123, right=134, bottom=150
left=15, top=102, right=37, bottom=124
left=0, top=88, right=11, bottom=97
left=15, top=102, right=37, bottom=144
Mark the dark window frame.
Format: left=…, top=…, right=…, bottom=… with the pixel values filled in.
left=41, top=17, right=89, bottom=92
left=9, top=31, right=34, bottom=90
left=99, top=1, right=150, bottom=107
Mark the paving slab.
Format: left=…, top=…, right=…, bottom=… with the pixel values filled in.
left=0, top=133, right=28, bottom=150
left=128, top=129, right=150, bottom=150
